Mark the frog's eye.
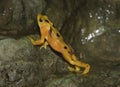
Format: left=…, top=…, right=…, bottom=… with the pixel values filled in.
left=39, top=18, right=43, bottom=22
left=45, top=19, right=49, bottom=23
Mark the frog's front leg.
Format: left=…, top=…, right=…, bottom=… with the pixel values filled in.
left=28, top=36, right=45, bottom=46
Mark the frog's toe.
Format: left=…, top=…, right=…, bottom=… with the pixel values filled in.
left=75, top=66, right=80, bottom=72
left=68, top=66, right=75, bottom=72
left=40, top=42, right=48, bottom=49
left=28, top=36, right=35, bottom=43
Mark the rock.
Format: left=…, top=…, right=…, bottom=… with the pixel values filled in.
left=0, top=0, right=46, bottom=37
left=45, top=74, right=79, bottom=87
left=0, top=36, right=68, bottom=87
left=0, top=37, right=42, bottom=86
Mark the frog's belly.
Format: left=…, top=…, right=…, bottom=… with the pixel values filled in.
left=48, top=39, right=63, bottom=53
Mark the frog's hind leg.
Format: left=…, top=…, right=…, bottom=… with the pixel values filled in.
left=63, top=53, right=90, bottom=75
left=74, top=60, right=90, bottom=75
left=68, top=60, right=90, bottom=74
left=71, top=54, right=90, bottom=74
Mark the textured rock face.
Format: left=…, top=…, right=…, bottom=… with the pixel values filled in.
left=61, top=0, right=120, bottom=61
left=0, top=0, right=120, bottom=87
left=0, top=37, right=66, bottom=87
left=0, top=0, right=46, bottom=37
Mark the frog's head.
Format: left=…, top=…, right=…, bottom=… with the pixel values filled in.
left=37, top=14, right=53, bottom=27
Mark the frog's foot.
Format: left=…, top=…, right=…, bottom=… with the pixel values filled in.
left=68, top=66, right=80, bottom=72
left=75, top=66, right=80, bottom=72
left=40, top=41, right=48, bottom=49
left=28, top=36, right=36, bottom=45
left=68, top=66, right=75, bottom=72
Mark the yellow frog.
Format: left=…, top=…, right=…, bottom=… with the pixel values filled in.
left=29, top=14, right=90, bottom=75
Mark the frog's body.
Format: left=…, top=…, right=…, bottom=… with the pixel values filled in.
left=29, top=14, right=90, bottom=75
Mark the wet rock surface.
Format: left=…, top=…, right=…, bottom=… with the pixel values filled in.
left=0, top=0, right=120, bottom=87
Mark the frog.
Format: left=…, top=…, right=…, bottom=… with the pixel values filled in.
left=28, top=14, right=90, bottom=75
